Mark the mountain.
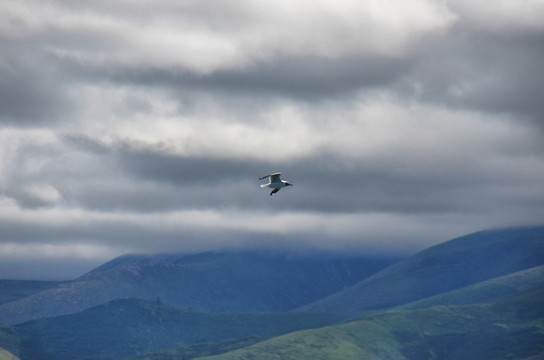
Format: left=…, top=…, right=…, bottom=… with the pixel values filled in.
left=194, top=284, right=544, bottom=360
left=0, top=281, right=65, bottom=306
left=401, top=264, right=544, bottom=310
left=0, top=252, right=398, bottom=325
left=0, top=298, right=347, bottom=360
left=4, top=268, right=543, bottom=360
left=298, top=226, right=544, bottom=313
left=126, top=262, right=544, bottom=360
left=1, top=226, right=543, bottom=360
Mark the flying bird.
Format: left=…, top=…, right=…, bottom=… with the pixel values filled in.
left=259, top=173, right=293, bottom=196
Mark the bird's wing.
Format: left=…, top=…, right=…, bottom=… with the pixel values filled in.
left=269, top=173, right=282, bottom=182
left=259, top=173, right=281, bottom=181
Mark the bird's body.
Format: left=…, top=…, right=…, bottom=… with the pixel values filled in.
left=259, top=173, right=293, bottom=195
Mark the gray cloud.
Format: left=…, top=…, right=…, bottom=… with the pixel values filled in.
left=1, top=0, right=543, bottom=279
left=70, top=54, right=412, bottom=102
left=0, top=42, right=71, bottom=126
left=401, top=28, right=544, bottom=127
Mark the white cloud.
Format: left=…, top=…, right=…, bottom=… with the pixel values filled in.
left=64, top=86, right=541, bottom=167
left=0, top=241, right=115, bottom=261
left=2, top=0, right=456, bottom=74
left=21, top=184, right=61, bottom=205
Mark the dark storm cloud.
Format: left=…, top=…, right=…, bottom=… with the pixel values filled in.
left=69, top=136, right=541, bottom=218
left=46, top=13, right=544, bottom=134
left=203, top=56, right=410, bottom=98
left=54, top=136, right=274, bottom=212
left=273, top=152, right=538, bottom=216
left=399, top=24, right=544, bottom=129
left=115, top=146, right=261, bottom=186
left=71, top=54, right=412, bottom=101
left=0, top=41, right=72, bottom=126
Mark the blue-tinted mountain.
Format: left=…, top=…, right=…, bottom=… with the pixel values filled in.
left=299, top=226, right=544, bottom=313
left=125, top=256, right=544, bottom=360
left=0, top=252, right=398, bottom=325
left=3, top=267, right=543, bottom=360
left=0, top=298, right=347, bottom=360
left=0, top=281, right=65, bottom=306
left=2, top=226, right=544, bottom=360
left=401, top=264, right=544, bottom=310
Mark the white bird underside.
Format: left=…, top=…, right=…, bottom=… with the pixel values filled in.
left=259, top=172, right=293, bottom=195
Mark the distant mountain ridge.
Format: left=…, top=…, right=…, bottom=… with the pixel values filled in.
left=0, top=226, right=543, bottom=360
left=298, top=226, right=544, bottom=313
left=0, top=252, right=398, bottom=325
left=0, top=280, right=65, bottom=306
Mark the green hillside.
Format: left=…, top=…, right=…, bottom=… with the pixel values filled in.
left=299, top=226, right=544, bottom=313
left=195, top=285, right=544, bottom=360
left=0, top=252, right=397, bottom=325
left=0, top=298, right=347, bottom=360
left=130, top=337, right=265, bottom=360
left=0, top=347, right=19, bottom=360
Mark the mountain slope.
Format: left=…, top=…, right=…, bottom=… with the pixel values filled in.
left=298, top=226, right=544, bottom=313
left=112, top=262, right=544, bottom=360
left=0, top=281, right=65, bottom=306
left=0, top=347, right=19, bottom=360
left=0, top=252, right=398, bottom=325
left=196, top=284, right=544, bottom=360
left=129, top=337, right=266, bottom=360
left=401, top=264, right=544, bottom=310
left=0, top=298, right=347, bottom=360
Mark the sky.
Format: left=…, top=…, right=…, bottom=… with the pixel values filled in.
left=1, top=0, right=543, bottom=280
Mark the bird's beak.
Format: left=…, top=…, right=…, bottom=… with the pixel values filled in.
left=287, top=182, right=293, bottom=186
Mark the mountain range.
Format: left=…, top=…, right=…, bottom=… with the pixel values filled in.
left=0, top=252, right=398, bottom=325
left=0, top=226, right=543, bottom=360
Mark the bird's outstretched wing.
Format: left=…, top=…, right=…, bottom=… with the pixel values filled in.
left=269, top=173, right=281, bottom=182
left=259, top=173, right=281, bottom=181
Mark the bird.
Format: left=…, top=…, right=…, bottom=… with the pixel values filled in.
left=259, top=172, right=293, bottom=196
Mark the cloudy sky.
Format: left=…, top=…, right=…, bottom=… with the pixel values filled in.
left=1, top=0, right=543, bottom=279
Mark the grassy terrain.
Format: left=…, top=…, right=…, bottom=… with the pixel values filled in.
left=130, top=336, right=265, bottom=360
left=0, top=298, right=348, bottom=360
left=195, top=285, right=544, bottom=360
left=0, top=347, right=19, bottom=360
